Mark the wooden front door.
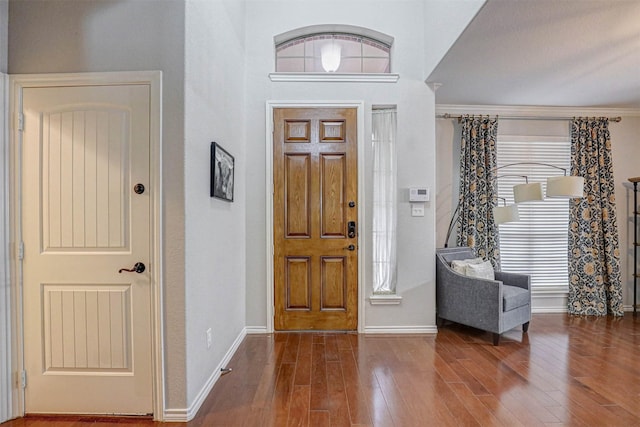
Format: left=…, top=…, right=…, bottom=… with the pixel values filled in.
left=21, top=84, right=153, bottom=414
left=273, top=108, right=358, bottom=330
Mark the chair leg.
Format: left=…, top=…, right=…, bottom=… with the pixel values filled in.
left=522, top=321, right=530, bottom=333
left=492, top=333, right=500, bottom=346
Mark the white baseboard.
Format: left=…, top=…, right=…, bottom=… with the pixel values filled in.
left=163, top=327, right=248, bottom=422
left=245, top=326, right=269, bottom=334
left=532, top=307, right=568, bottom=314
left=162, top=408, right=189, bottom=422
left=532, top=293, right=639, bottom=314
left=364, top=325, right=437, bottom=334
left=532, top=293, right=568, bottom=314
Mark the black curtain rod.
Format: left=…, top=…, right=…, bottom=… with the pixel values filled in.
left=436, top=113, right=622, bottom=123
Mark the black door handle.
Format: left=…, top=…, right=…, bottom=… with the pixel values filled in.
left=119, top=262, right=146, bottom=274
left=345, top=244, right=355, bottom=251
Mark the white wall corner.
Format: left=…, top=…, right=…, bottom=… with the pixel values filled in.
left=164, top=327, right=247, bottom=422
left=423, top=0, right=486, bottom=77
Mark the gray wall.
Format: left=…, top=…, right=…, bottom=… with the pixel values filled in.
left=0, top=0, right=6, bottom=73
left=183, top=0, right=247, bottom=407
left=8, top=0, right=188, bottom=410
left=244, top=0, right=439, bottom=331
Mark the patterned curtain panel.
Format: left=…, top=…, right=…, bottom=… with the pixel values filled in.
left=457, top=116, right=500, bottom=267
left=568, top=118, right=623, bottom=316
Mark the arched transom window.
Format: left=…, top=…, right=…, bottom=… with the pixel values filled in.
left=275, top=25, right=393, bottom=74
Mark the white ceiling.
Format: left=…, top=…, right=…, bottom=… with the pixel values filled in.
left=427, top=0, right=640, bottom=108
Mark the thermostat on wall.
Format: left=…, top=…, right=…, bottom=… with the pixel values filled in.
left=409, top=187, right=430, bottom=202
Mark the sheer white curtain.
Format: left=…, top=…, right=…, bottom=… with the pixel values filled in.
left=372, top=108, right=397, bottom=294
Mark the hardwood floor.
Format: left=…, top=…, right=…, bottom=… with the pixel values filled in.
left=3, top=313, right=640, bottom=426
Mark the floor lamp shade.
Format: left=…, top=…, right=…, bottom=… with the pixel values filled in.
left=546, top=176, right=584, bottom=198
left=513, top=182, right=544, bottom=203
left=493, top=204, right=519, bottom=225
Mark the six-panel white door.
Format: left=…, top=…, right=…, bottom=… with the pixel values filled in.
left=21, top=84, right=153, bottom=415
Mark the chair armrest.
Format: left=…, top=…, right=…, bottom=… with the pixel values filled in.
left=494, top=271, right=530, bottom=290
left=436, top=258, right=503, bottom=332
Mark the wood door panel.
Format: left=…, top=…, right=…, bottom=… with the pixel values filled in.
left=284, top=154, right=311, bottom=238
left=319, top=120, right=345, bottom=143
left=274, top=107, right=357, bottom=331
left=285, top=120, right=311, bottom=143
left=320, top=154, right=346, bottom=238
left=285, top=257, right=312, bottom=310
left=42, top=109, right=129, bottom=252
left=42, top=285, right=131, bottom=371
left=320, top=257, right=347, bottom=310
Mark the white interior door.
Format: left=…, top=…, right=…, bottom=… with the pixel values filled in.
left=21, top=84, right=153, bottom=415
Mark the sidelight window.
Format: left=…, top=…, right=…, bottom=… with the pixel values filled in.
left=371, top=107, right=397, bottom=295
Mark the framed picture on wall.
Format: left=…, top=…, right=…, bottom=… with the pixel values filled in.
left=210, top=141, right=234, bottom=202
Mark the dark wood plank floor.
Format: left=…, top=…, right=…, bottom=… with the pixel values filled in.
left=3, top=313, right=640, bottom=426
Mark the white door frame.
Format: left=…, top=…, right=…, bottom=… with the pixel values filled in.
left=265, top=101, right=366, bottom=333
left=0, top=72, right=13, bottom=424
left=8, top=71, right=164, bottom=420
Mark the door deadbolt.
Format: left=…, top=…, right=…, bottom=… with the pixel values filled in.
left=348, top=221, right=357, bottom=238
left=134, top=183, right=145, bottom=194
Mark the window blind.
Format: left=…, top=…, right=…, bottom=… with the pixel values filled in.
left=496, top=135, right=570, bottom=290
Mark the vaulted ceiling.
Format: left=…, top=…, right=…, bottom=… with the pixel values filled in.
left=427, top=0, right=640, bottom=108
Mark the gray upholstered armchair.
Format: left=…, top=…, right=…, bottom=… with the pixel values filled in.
left=436, top=247, right=531, bottom=345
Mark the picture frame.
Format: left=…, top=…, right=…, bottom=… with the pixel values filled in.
left=210, top=141, right=235, bottom=202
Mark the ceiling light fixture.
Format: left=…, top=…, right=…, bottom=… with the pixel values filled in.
left=321, top=41, right=341, bottom=72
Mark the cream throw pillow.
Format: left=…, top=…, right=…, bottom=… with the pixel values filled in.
left=451, top=257, right=483, bottom=274
left=465, top=260, right=495, bottom=280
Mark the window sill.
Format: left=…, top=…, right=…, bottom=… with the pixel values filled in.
left=369, top=294, right=403, bottom=305
left=269, top=72, right=400, bottom=83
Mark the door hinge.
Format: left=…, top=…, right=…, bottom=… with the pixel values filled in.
left=20, top=370, right=27, bottom=389
left=18, top=112, right=24, bottom=132
left=18, top=241, right=24, bottom=260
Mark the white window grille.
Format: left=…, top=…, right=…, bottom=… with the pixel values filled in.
left=275, top=25, right=393, bottom=74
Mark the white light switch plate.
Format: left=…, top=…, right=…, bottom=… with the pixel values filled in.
left=411, top=204, right=425, bottom=217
